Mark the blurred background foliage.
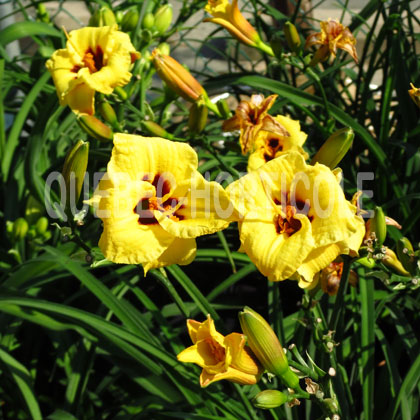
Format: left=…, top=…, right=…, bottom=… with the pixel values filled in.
left=0, top=0, right=420, bottom=419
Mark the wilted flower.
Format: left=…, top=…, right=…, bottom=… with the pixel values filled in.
left=227, top=152, right=365, bottom=286
left=204, top=0, right=261, bottom=48
left=318, top=260, right=358, bottom=296
left=177, top=315, right=262, bottom=387
left=305, top=19, right=358, bottom=64
left=46, top=25, right=140, bottom=115
left=247, top=115, right=308, bottom=172
left=88, top=134, right=235, bottom=272
left=223, top=94, right=289, bottom=154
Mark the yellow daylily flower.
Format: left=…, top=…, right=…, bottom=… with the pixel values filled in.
left=305, top=19, right=358, bottom=64
left=227, top=152, right=365, bottom=286
left=204, top=0, right=260, bottom=48
left=177, top=315, right=262, bottom=387
left=409, top=83, right=420, bottom=109
left=89, top=134, right=236, bottom=272
left=46, top=25, right=140, bottom=115
left=247, top=115, right=308, bottom=172
left=223, top=94, right=289, bottom=154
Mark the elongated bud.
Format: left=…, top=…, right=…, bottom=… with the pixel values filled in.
left=309, top=45, right=330, bottom=66
left=25, top=196, right=44, bottom=224
left=239, top=307, right=300, bottom=389
left=217, top=99, right=232, bottom=119
left=62, top=140, right=89, bottom=206
left=89, top=7, right=116, bottom=27
left=78, top=115, right=113, bottom=142
left=98, top=101, right=118, bottom=128
left=408, top=83, right=420, bottom=109
left=141, top=121, right=174, bottom=139
left=189, top=98, right=208, bottom=134
left=152, top=49, right=206, bottom=102
left=383, top=248, right=411, bottom=277
left=121, top=9, right=139, bottom=32
left=270, top=33, right=283, bottom=59
left=253, top=390, right=288, bottom=409
left=13, top=218, right=29, bottom=241
left=154, top=4, right=173, bottom=35
left=370, top=206, right=387, bottom=246
left=142, top=12, right=155, bottom=29
left=356, top=256, right=376, bottom=269
left=115, top=10, right=124, bottom=24
left=37, top=3, right=50, bottom=23
left=157, top=42, right=171, bottom=56
left=35, top=217, right=49, bottom=235
left=311, top=127, right=354, bottom=169
left=396, top=237, right=416, bottom=275
left=113, top=86, right=128, bottom=101
left=284, top=21, right=301, bottom=54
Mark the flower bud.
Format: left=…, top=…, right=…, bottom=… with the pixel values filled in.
left=356, top=256, right=376, bottom=269
left=115, top=11, right=124, bottom=24
left=25, top=195, right=44, bottom=225
left=239, top=307, right=300, bottom=389
left=154, top=4, right=173, bottom=35
left=383, top=248, right=411, bottom=277
left=62, top=140, right=89, bottom=207
left=98, top=101, right=118, bottom=128
left=37, top=3, right=50, bottom=23
left=396, top=237, right=416, bottom=275
left=13, top=218, right=29, bottom=241
left=152, top=49, right=206, bottom=102
left=142, top=12, right=155, bottom=29
left=89, top=7, right=116, bottom=27
left=284, top=21, right=301, bottom=54
left=113, top=86, right=128, bottom=101
left=370, top=206, right=387, bottom=246
left=253, top=390, right=288, bottom=409
left=141, top=121, right=174, bottom=139
left=311, top=127, right=354, bottom=169
left=35, top=217, right=49, bottom=235
left=121, top=9, right=139, bottom=32
left=78, top=114, right=113, bottom=142
left=217, top=98, right=232, bottom=119
left=157, top=42, right=171, bottom=56
left=188, top=98, right=208, bottom=134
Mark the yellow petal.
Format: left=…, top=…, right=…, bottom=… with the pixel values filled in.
left=187, top=319, right=202, bottom=344
left=177, top=342, right=224, bottom=369
left=200, top=366, right=260, bottom=387
left=66, top=83, right=95, bottom=115
left=224, top=333, right=261, bottom=375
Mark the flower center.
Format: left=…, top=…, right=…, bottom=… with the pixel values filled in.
left=263, top=136, right=283, bottom=163
left=205, top=338, right=225, bottom=362
left=134, top=174, right=184, bottom=225
left=82, top=47, right=104, bottom=73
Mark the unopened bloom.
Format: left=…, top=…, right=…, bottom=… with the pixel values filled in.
left=247, top=115, right=308, bottom=172
left=89, top=134, right=235, bottom=272
left=227, top=152, right=365, bottom=287
left=204, top=0, right=260, bottom=48
left=305, top=19, right=358, bottom=64
left=223, top=94, right=288, bottom=154
left=177, top=315, right=262, bottom=387
left=46, top=25, right=140, bottom=115
left=152, top=49, right=205, bottom=102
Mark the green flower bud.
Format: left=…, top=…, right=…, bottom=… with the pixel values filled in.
left=355, top=256, right=376, bottom=269
left=121, top=9, right=139, bottom=32
left=239, top=307, right=300, bottom=389
left=142, top=12, right=155, bottom=29
left=89, top=7, right=116, bottom=27
left=13, top=218, right=29, bottom=241
left=216, top=98, right=232, bottom=119
left=141, top=29, right=153, bottom=44
left=253, top=390, right=288, bottom=409
left=141, top=120, right=174, bottom=139
left=284, top=21, right=301, bottom=54
left=115, top=10, right=124, bottom=24
left=311, top=127, right=354, bottom=169
left=396, top=237, right=416, bottom=275
left=98, top=101, right=118, bottom=128
left=269, top=33, right=283, bottom=59
left=154, top=4, right=173, bottom=35
left=383, top=248, right=410, bottom=277
left=37, top=3, right=50, bottom=23
left=35, top=217, right=49, bottom=235
left=188, top=98, right=208, bottom=135
left=62, top=140, right=89, bottom=208
left=157, top=42, right=171, bottom=56
left=25, top=195, right=44, bottom=225
left=370, top=206, right=387, bottom=246
left=113, top=86, right=128, bottom=101
left=78, top=115, right=113, bottom=142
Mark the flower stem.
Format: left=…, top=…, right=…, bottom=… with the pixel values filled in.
left=306, top=67, right=331, bottom=119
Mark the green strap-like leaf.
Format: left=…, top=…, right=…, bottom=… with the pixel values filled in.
left=0, top=22, right=61, bottom=46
